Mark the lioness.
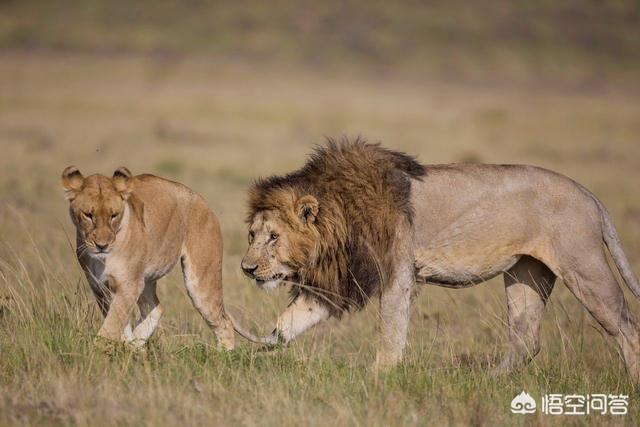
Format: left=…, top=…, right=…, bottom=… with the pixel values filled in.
left=62, top=166, right=240, bottom=349
left=241, top=138, right=640, bottom=380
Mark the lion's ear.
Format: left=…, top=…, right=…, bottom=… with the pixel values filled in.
left=112, top=167, right=133, bottom=199
left=296, top=195, right=319, bottom=224
left=61, top=166, right=84, bottom=201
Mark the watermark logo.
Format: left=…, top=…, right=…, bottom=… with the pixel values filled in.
left=511, top=391, right=537, bottom=414
left=511, top=392, right=629, bottom=415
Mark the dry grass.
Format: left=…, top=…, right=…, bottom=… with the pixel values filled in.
left=0, top=51, right=639, bottom=426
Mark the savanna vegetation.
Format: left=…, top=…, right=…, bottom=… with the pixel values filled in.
left=1, top=1, right=639, bottom=425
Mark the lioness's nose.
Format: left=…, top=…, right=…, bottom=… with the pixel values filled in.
left=95, top=242, right=108, bottom=251
left=242, top=263, right=258, bottom=277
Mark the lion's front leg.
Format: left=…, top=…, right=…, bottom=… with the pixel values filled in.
left=265, top=293, right=330, bottom=345
left=377, top=252, right=414, bottom=369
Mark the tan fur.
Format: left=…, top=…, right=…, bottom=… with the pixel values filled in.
left=62, top=166, right=234, bottom=349
left=242, top=139, right=640, bottom=382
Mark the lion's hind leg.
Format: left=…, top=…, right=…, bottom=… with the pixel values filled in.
left=495, top=256, right=555, bottom=375
left=561, top=252, right=640, bottom=382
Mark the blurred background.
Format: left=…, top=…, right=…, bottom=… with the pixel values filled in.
left=2, top=0, right=639, bottom=252
left=1, top=1, right=640, bottom=425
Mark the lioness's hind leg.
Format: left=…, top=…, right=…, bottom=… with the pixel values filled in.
left=495, top=256, right=555, bottom=375
left=181, top=212, right=234, bottom=350
left=131, top=279, right=163, bottom=347
left=562, top=253, right=640, bottom=382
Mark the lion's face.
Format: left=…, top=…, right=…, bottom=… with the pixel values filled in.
left=62, top=166, right=133, bottom=257
left=241, top=195, right=319, bottom=291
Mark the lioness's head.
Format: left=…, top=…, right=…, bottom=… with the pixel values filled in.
left=241, top=191, right=320, bottom=291
left=62, top=166, right=133, bottom=256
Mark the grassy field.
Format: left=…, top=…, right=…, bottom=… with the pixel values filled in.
left=1, top=2, right=640, bottom=426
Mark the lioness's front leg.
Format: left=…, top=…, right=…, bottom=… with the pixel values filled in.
left=265, top=293, right=330, bottom=345
left=83, top=268, right=135, bottom=342
left=97, top=275, right=144, bottom=342
left=131, top=279, right=163, bottom=347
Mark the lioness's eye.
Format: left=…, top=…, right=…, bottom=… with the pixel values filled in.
left=111, top=213, right=118, bottom=220
left=82, top=212, right=93, bottom=221
left=248, top=231, right=255, bottom=243
left=270, top=233, right=279, bottom=242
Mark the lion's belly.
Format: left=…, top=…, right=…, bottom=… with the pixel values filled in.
left=412, top=217, right=526, bottom=288
left=409, top=167, right=545, bottom=288
left=414, top=246, right=521, bottom=288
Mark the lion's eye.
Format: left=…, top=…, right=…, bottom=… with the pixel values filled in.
left=82, top=212, right=93, bottom=222
left=269, top=233, right=279, bottom=242
left=248, top=231, right=255, bottom=243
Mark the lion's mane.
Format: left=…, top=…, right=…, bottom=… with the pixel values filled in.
left=247, top=137, right=425, bottom=314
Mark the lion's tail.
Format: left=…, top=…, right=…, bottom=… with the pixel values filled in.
left=595, top=196, right=640, bottom=299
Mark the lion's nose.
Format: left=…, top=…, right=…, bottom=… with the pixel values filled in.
left=95, top=242, right=109, bottom=252
left=242, top=263, right=258, bottom=277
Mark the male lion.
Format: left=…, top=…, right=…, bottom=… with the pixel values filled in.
left=62, top=166, right=257, bottom=349
left=241, top=138, right=640, bottom=380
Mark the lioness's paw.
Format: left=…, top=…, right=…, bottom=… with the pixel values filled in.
left=128, top=339, right=148, bottom=353
left=94, top=335, right=147, bottom=358
left=93, top=335, right=119, bottom=355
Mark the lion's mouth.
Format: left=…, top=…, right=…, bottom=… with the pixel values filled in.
left=255, top=273, right=287, bottom=291
left=256, top=273, right=285, bottom=285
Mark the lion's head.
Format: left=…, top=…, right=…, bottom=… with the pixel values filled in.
left=61, top=166, right=133, bottom=256
left=241, top=138, right=425, bottom=314
left=241, top=188, right=320, bottom=291
left=242, top=138, right=425, bottom=314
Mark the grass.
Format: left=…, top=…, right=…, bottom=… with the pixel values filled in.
left=1, top=240, right=636, bottom=426
left=1, top=2, right=640, bottom=423
left=0, top=245, right=637, bottom=426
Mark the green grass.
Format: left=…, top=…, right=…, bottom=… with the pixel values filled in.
left=1, top=248, right=637, bottom=426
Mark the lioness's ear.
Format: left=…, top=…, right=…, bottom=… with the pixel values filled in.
left=61, top=166, right=84, bottom=201
left=296, top=195, right=319, bottom=224
left=112, top=166, right=133, bottom=199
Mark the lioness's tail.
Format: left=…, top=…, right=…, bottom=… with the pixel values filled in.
left=227, top=312, right=274, bottom=345
left=595, top=197, right=640, bottom=299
